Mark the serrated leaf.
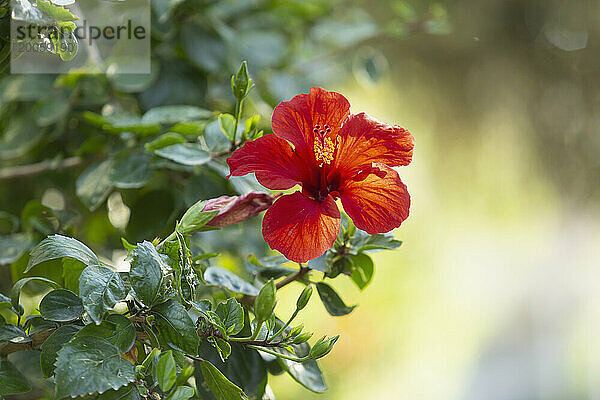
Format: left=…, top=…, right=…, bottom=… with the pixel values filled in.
left=155, top=143, right=210, bottom=166
left=349, top=253, right=374, bottom=290
left=152, top=299, right=199, bottom=354
left=26, top=234, right=100, bottom=273
left=315, top=282, right=356, bottom=316
left=200, top=360, right=248, bottom=400
left=0, top=357, right=31, bottom=395
left=76, top=314, right=136, bottom=353
left=129, top=241, right=169, bottom=307
left=54, top=336, right=135, bottom=399
left=215, top=298, right=244, bottom=336
left=141, top=105, right=212, bottom=125
left=156, top=350, right=177, bottom=392
left=39, top=289, right=84, bottom=322
left=96, top=384, right=141, bottom=400
left=204, top=267, right=259, bottom=296
left=79, top=265, right=128, bottom=324
left=76, top=160, right=114, bottom=211
left=40, top=324, right=80, bottom=377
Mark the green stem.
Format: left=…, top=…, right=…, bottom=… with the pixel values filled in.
left=249, top=320, right=263, bottom=341
left=269, top=309, right=299, bottom=342
left=246, top=345, right=307, bottom=363
left=231, top=99, right=244, bottom=149
left=157, top=231, right=177, bottom=250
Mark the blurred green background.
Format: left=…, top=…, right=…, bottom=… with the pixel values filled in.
left=2, top=0, right=600, bottom=399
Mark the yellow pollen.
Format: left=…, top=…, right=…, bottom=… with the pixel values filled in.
left=314, top=136, right=335, bottom=167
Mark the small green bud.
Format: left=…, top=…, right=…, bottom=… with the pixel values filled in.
left=140, top=348, right=161, bottom=370
left=289, top=324, right=304, bottom=337
left=254, top=279, right=277, bottom=323
left=292, top=332, right=313, bottom=344
left=145, top=314, right=155, bottom=325
left=308, top=335, right=339, bottom=359
left=296, top=285, right=313, bottom=310
left=231, top=61, right=252, bottom=100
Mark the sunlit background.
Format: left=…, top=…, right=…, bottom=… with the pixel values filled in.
left=2, top=0, right=600, bottom=399
left=271, top=0, right=600, bottom=398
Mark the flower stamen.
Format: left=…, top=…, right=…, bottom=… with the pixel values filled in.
left=313, top=124, right=335, bottom=167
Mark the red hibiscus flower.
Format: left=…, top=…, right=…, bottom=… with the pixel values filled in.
left=227, top=87, right=414, bottom=263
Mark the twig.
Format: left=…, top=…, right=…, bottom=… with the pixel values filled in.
left=0, top=156, right=84, bottom=180
left=276, top=264, right=309, bottom=290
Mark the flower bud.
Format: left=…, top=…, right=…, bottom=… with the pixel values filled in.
left=308, top=335, right=339, bottom=359
left=203, top=192, right=274, bottom=228
left=296, top=285, right=313, bottom=310
left=289, top=324, right=304, bottom=338
left=231, top=61, right=252, bottom=101
left=292, top=332, right=313, bottom=344
left=254, top=279, right=277, bottom=323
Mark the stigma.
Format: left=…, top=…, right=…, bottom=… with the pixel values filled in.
left=313, top=124, right=336, bottom=167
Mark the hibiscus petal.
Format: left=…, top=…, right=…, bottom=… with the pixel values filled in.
left=271, top=87, right=350, bottom=156
left=339, top=164, right=410, bottom=235
left=227, top=134, right=317, bottom=190
left=262, top=192, right=340, bottom=263
left=333, top=112, right=414, bottom=175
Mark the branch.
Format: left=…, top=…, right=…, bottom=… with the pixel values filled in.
left=276, top=264, right=309, bottom=290
left=0, top=157, right=84, bottom=180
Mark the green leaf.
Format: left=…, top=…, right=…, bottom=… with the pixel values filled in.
left=156, top=350, right=177, bottom=392
left=141, top=105, right=212, bottom=125
left=351, top=231, right=402, bottom=253
left=196, top=343, right=267, bottom=400
left=0, top=358, right=31, bottom=395
left=36, top=0, right=77, bottom=21
left=215, top=298, right=244, bottom=336
left=62, top=258, right=87, bottom=294
left=166, top=386, right=194, bottom=400
left=315, top=282, right=356, bottom=316
left=26, top=234, right=100, bottom=273
left=279, top=356, right=327, bottom=393
left=96, top=384, right=141, bottom=400
left=76, top=159, right=114, bottom=211
left=54, top=336, right=135, bottom=399
left=11, top=276, right=61, bottom=313
left=40, top=325, right=80, bottom=377
left=79, top=264, right=128, bottom=324
left=145, top=132, right=186, bottom=151
left=34, top=97, right=70, bottom=127
left=254, top=279, right=276, bottom=323
left=208, top=336, right=232, bottom=361
left=76, top=314, right=136, bottom=353
left=0, top=110, right=44, bottom=160
left=204, top=267, right=259, bottom=296
left=24, top=315, right=57, bottom=335
left=349, top=253, right=374, bottom=290
left=152, top=299, right=199, bottom=354
left=129, top=241, right=170, bottom=307
left=39, top=289, right=84, bottom=322
left=155, top=143, right=210, bottom=166
left=109, top=152, right=152, bottom=189
left=200, top=360, right=248, bottom=400
left=0, top=233, right=33, bottom=265
left=218, top=113, right=237, bottom=141
left=0, top=324, right=30, bottom=344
